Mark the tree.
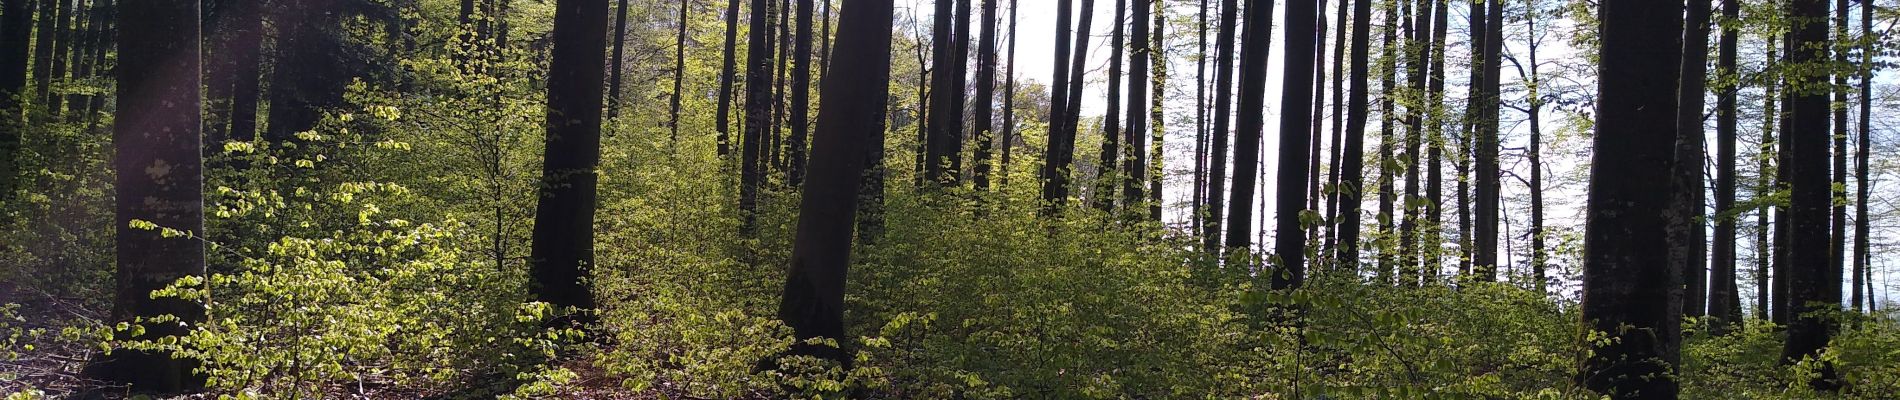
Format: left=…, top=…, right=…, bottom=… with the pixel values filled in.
left=778, top=0, right=894, bottom=365
left=670, top=0, right=688, bottom=147
left=205, top=0, right=265, bottom=147
left=1041, top=0, right=1094, bottom=212
left=999, top=0, right=1019, bottom=188
left=788, top=0, right=814, bottom=185
left=1827, top=0, right=1847, bottom=318
left=0, top=0, right=32, bottom=200
left=1580, top=0, right=1683, bottom=397
left=1515, top=0, right=1545, bottom=288
left=1272, top=0, right=1318, bottom=290
left=1780, top=0, right=1837, bottom=389
left=29, top=0, right=57, bottom=114
left=924, top=0, right=961, bottom=185
left=1473, top=0, right=1503, bottom=281
left=1194, top=0, right=1210, bottom=232
left=1400, top=0, right=1432, bottom=283
left=971, top=0, right=999, bottom=190
left=1672, top=0, right=1711, bottom=318
left=1202, top=0, right=1239, bottom=251
left=716, top=0, right=741, bottom=157
left=1757, top=34, right=1777, bottom=321
left=1324, top=0, right=1349, bottom=253
left=1337, top=0, right=1371, bottom=270
left=1126, top=0, right=1150, bottom=211
left=99, top=0, right=206, bottom=390
left=1096, top=0, right=1126, bottom=212
left=742, top=0, right=780, bottom=235
left=607, top=0, right=629, bottom=118
left=264, top=0, right=350, bottom=142
left=1375, top=0, right=1396, bottom=278
left=1711, top=0, right=1744, bottom=329
left=1853, top=0, right=1872, bottom=313
left=529, top=0, right=608, bottom=325
left=1146, top=0, right=1167, bottom=221
left=1224, top=0, right=1269, bottom=259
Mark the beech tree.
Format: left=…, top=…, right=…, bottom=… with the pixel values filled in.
left=1711, top=0, right=1744, bottom=329
left=1672, top=0, right=1711, bottom=318
left=100, top=0, right=206, bottom=390
left=0, top=0, right=30, bottom=200
left=716, top=0, right=741, bottom=157
left=1224, top=0, right=1271, bottom=259
left=1336, top=0, right=1371, bottom=269
left=1202, top=0, right=1239, bottom=252
left=1096, top=0, right=1126, bottom=212
left=788, top=0, right=814, bottom=185
left=777, top=0, right=894, bottom=365
left=529, top=0, right=609, bottom=324
left=1580, top=0, right=1682, bottom=397
left=742, top=0, right=779, bottom=235
left=1272, top=0, right=1318, bottom=290
left=971, top=0, right=999, bottom=190
left=1780, top=0, right=1837, bottom=389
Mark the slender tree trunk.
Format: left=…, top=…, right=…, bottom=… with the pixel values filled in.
left=1580, top=1, right=1683, bottom=397
left=264, top=0, right=346, bottom=142
left=1673, top=0, right=1711, bottom=318
left=1273, top=0, right=1318, bottom=290
left=973, top=0, right=1000, bottom=191
left=1148, top=0, right=1167, bottom=221
left=1781, top=0, right=1837, bottom=390
left=1376, top=0, right=1397, bottom=280
left=58, top=0, right=87, bottom=122
left=1203, top=0, right=1239, bottom=252
left=1828, top=0, right=1847, bottom=318
left=1308, top=0, right=1328, bottom=249
left=779, top=0, right=894, bottom=366
left=1325, top=0, right=1349, bottom=255
left=1425, top=0, right=1447, bottom=279
left=1097, top=0, right=1126, bottom=212
left=1854, top=0, right=1872, bottom=313
left=608, top=0, right=627, bottom=118
left=1058, top=0, right=1097, bottom=181
left=1194, top=0, right=1209, bottom=232
left=924, top=0, right=958, bottom=185
left=999, top=0, right=1018, bottom=189
left=716, top=0, right=741, bottom=157
left=1400, top=0, right=1430, bottom=284
left=530, top=0, right=608, bottom=326
left=1040, top=0, right=1093, bottom=213
left=951, top=0, right=972, bottom=178
left=670, top=0, right=687, bottom=147
left=1338, top=0, right=1372, bottom=271
left=1126, top=0, right=1150, bottom=210
left=1474, top=0, right=1503, bottom=281
left=30, top=0, right=57, bottom=113
left=0, top=0, right=35, bottom=200
left=100, top=0, right=205, bottom=391
left=43, top=0, right=69, bottom=115
left=1758, top=35, right=1777, bottom=321
left=1524, top=0, right=1545, bottom=289
left=1224, top=0, right=1270, bottom=261
left=742, top=0, right=779, bottom=236
left=788, top=0, right=814, bottom=185
left=771, top=0, right=790, bottom=175
left=1711, top=0, right=1742, bottom=330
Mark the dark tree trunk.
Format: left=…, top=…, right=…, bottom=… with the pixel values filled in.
left=741, top=0, right=779, bottom=235
left=1524, top=0, right=1546, bottom=289
left=1399, top=0, right=1430, bottom=284
left=1307, top=0, right=1328, bottom=249
left=1780, top=0, right=1837, bottom=390
left=1126, top=0, right=1149, bottom=211
left=779, top=0, right=893, bottom=366
left=80, top=0, right=111, bottom=123
left=263, top=0, right=347, bottom=142
left=99, top=0, right=206, bottom=391
left=998, top=0, right=1018, bottom=189
left=1096, top=0, right=1125, bottom=212
left=224, top=0, right=260, bottom=142
left=30, top=0, right=56, bottom=112
left=1711, top=0, right=1742, bottom=330
left=57, top=0, right=85, bottom=122
left=607, top=0, right=629, bottom=119
left=44, top=0, right=69, bottom=115
left=0, top=0, right=34, bottom=200
left=1757, top=35, right=1777, bottom=321
left=1375, top=0, right=1396, bottom=280
left=1202, top=0, right=1238, bottom=252
left=1057, top=0, right=1097, bottom=193
left=204, top=0, right=262, bottom=148
left=670, top=0, right=688, bottom=146
left=1147, top=0, right=1166, bottom=221
left=924, top=0, right=959, bottom=185
left=1854, top=0, right=1872, bottom=313
left=771, top=0, right=790, bottom=176
left=716, top=0, right=741, bottom=157
left=1337, top=0, right=1371, bottom=271
left=1324, top=0, right=1349, bottom=254
left=1272, top=0, right=1318, bottom=290
left=972, top=0, right=999, bottom=191
left=1580, top=1, right=1683, bottom=397
left=788, top=0, right=813, bottom=185
left=530, top=0, right=609, bottom=325
left=1672, top=0, right=1711, bottom=318
left=1223, top=0, right=1269, bottom=260
left=1193, top=0, right=1209, bottom=233
left=1425, top=0, right=1447, bottom=279
left=1828, top=0, right=1847, bottom=318
left=1473, top=0, right=1503, bottom=281
left=950, top=0, right=972, bottom=178
left=1039, top=0, right=1082, bottom=213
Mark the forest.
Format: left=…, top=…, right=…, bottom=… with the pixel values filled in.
left=0, top=0, right=1897, bottom=398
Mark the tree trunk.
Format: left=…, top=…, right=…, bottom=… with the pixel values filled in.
left=1223, top=0, right=1269, bottom=260
left=100, top=0, right=206, bottom=390
left=1058, top=0, right=1097, bottom=186
left=788, top=0, right=814, bottom=185
left=1126, top=0, right=1150, bottom=211
left=44, top=0, right=70, bottom=115
left=58, top=0, right=88, bottom=123
left=1425, top=0, right=1447, bottom=279
left=1147, top=0, right=1167, bottom=221
left=263, top=0, right=347, bottom=142
left=779, top=0, right=894, bottom=366
left=1325, top=0, right=1349, bottom=254
left=1272, top=0, right=1318, bottom=290
left=1096, top=0, right=1125, bottom=212
left=1757, top=35, right=1776, bottom=321
left=1400, top=0, right=1430, bottom=284
left=742, top=0, right=778, bottom=236
left=972, top=0, right=999, bottom=191
left=1375, top=0, right=1396, bottom=280
left=1307, top=0, right=1328, bottom=250
left=1828, top=0, right=1847, bottom=318
left=999, top=0, right=1018, bottom=189
left=1672, top=0, right=1711, bottom=318
left=607, top=0, right=629, bottom=118
left=1580, top=1, right=1683, bottom=397
left=924, top=0, right=959, bottom=185
left=1711, top=0, right=1742, bottom=330
left=1202, top=0, right=1239, bottom=251
left=224, top=0, right=260, bottom=142
left=0, top=0, right=34, bottom=200
left=771, top=0, right=790, bottom=176
left=670, top=0, right=688, bottom=146
left=716, top=0, right=741, bottom=157
left=30, top=0, right=56, bottom=113
left=1473, top=0, right=1503, bottom=282
left=1337, top=0, right=1372, bottom=271
left=530, top=0, right=608, bottom=326
left=1854, top=0, right=1872, bottom=313
left=1039, top=0, right=1084, bottom=213
left=1194, top=0, right=1209, bottom=233
left=1780, top=0, right=1837, bottom=390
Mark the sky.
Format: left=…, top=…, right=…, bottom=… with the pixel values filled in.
left=890, top=0, right=1898, bottom=308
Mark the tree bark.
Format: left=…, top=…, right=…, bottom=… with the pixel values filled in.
left=1337, top=0, right=1372, bottom=271
left=972, top=0, right=999, bottom=191
left=1325, top=0, right=1349, bottom=254
left=1425, top=0, right=1447, bottom=279
left=1147, top=0, right=1167, bottom=221
left=1223, top=0, right=1269, bottom=261
left=1126, top=0, right=1151, bottom=211
left=100, top=0, right=205, bottom=391
left=1097, top=0, right=1126, bottom=212
left=1202, top=0, right=1239, bottom=251
left=1780, top=0, right=1837, bottom=390
left=716, top=0, right=741, bottom=157
left=1672, top=0, right=1711, bottom=318
left=1854, top=0, right=1872, bottom=313
left=29, top=0, right=56, bottom=114
left=1039, top=0, right=1088, bottom=213
left=531, top=0, right=609, bottom=326
left=1711, top=0, right=1742, bottom=330
left=263, top=0, right=347, bottom=142
left=788, top=0, right=814, bottom=185
left=1828, top=0, right=1847, bottom=318
left=1580, top=1, right=1683, bottom=397
left=742, top=0, right=779, bottom=236
left=0, top=0, right=34, bottom=200
left=1757, top=34, right=1777, bottom=321
left=924, top=0, right=959, bottom=185
left=607, top=0, right=629, bottom=118
left=1272, top=0, right=1318, bottom=290
left=1473, top=0, right=1503, bottom=281
left=999, top=0, right=1018, bottom=188
left=779, top=0, right=894, bottom=366
left=1375, top=0, right=1396, bottom=280
left=1194, top=0, right=1210, bottom=233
